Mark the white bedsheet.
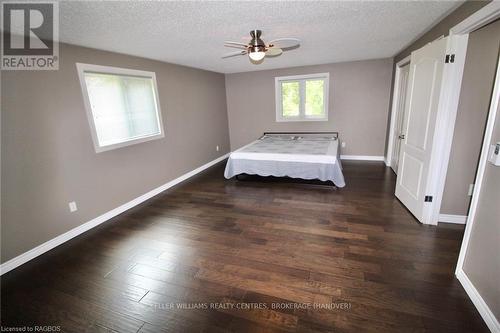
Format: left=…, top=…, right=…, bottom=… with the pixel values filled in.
left=224, top=136, right=346, bottom=187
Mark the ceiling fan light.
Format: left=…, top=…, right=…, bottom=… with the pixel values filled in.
left=249, top=51, right=265, bottom=61
left=248, top=45, right=266, bottom=62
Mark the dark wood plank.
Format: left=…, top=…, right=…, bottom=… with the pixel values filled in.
left=0, top=161, right=489, bottom=332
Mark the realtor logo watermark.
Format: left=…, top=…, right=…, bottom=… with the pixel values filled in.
left=1, top=1, right=59, bottom=70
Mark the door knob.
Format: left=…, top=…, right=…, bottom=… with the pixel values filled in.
left=399, top=134, right=405, bottom=140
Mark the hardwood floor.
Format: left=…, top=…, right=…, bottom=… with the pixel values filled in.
left=1, top=161, right=489, bottom=332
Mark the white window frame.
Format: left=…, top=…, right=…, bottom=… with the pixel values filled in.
left=275, top=72, right=329, bottom=122
left=76, top=63, right=165, bottom=153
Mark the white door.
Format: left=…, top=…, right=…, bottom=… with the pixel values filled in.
left=391, top=63, right=410, bottom=173
left=395, top=37, right=448, bottom=222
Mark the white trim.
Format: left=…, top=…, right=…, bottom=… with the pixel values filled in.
left=76, top=63, right=165, bottom=153
left=274, top=73, right=329, bottom=81
left=451, top=1, right=500, bottom=35
left=457, top=269, right=500, bottom=333
left=275, top=73, right=329, bottom=122
left=340, top=155, right=385, bottom=161
left=386, top=55, right=411, bottom=172
left=0, top=153, right=230, bottom=276
left=438, top=214, right=467, bottom=224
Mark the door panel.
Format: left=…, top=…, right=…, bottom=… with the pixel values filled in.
left=406, top=59, right=438, bottom=151
left=392, top=64, right=410, bottom=172
left=395, top=37, right=448, bottom=222
left=399, top=152, right=423, bottom=199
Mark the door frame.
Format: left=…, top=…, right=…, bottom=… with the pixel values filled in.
left=386, top=55, right=411, bottom=172
left=455, top=51, right=500, bottom=333
left=413, top=1, right=500, bottom=225
left=447, top=4, right=500, bottom=330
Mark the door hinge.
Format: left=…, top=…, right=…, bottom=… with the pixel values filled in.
left=424, top=196, right=433, bottom=202
left=445, top=54, right=455, bottom=64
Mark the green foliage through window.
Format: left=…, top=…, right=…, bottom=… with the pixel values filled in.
left=281, top=81, right=300, bottom=117
left=305, top=80, right=324, bottom=117
left=278, top=76, right=327, bottom=120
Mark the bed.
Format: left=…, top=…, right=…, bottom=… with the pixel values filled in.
left=224, top=132, right=346, bottom=188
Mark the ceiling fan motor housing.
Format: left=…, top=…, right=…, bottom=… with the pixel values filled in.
left=249, top=30, right=266, bottom=53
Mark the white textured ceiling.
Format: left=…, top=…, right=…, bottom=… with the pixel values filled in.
left=59, top=1, right=462, bottom=74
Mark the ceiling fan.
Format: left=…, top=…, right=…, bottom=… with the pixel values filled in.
left=222, top=30, right=300, bottom=62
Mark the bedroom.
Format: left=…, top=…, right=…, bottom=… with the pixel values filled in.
left=1, top=1, right=499, bottom=332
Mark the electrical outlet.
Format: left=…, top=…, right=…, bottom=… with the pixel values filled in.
left=467, top=184, right=474, bottom=197
left=341, top=142, right=346, bottom=148
left=216, top=145, right=220, bottom=152
left=68, top=201, right=78, bottom=212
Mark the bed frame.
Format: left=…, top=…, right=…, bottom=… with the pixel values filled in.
left=261, top=131, right=339, bottom=139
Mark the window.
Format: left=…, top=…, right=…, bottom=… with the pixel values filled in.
left=76, top=63, right=164, bottom=153
left=275, top=73, right=329, bottom=122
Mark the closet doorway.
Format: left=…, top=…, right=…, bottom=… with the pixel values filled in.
left=387, top=56, right=411, bottom=174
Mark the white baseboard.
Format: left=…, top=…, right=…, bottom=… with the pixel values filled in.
left=456, top=268, right=500, bottom=332
left=340, top=155, right=385, bottom=161
left=439, top=214, right=467, bottom=224
left=0, top=153, right=230, bottom=276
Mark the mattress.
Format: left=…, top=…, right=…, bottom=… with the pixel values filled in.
left=224, top=134, right=346, bottom=187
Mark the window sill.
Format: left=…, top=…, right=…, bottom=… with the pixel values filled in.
left=276, top=117, right=329, bottom=122
left=95, top=132, right=164, bottom=153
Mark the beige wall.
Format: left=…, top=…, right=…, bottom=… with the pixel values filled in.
left=393, top=0, right=492, bottom=217
left=1, top=43, right=230, bottom=263
left=463, top=86, right=500, bottom=320
left=225, top=59, right=394, bottom=154
left=441, top=19, right=500, bottom=215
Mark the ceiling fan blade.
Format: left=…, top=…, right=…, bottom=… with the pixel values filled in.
left=265, top=47, right=283, bottom=57
left=222, top=50, right=247, bottom=58
left=268, top=38, right=300, bottom=50
left=224, top=41, right=248, bottom=49
left=224, top=44, right=248, bottom=50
